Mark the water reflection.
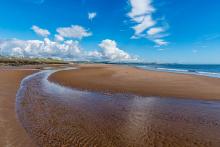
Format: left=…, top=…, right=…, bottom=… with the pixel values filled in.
left=16, top=69, right=220, bottom=147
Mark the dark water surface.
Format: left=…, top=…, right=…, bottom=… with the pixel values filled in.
left=16, top=70, right=220, bottom=147
left=129, top=63, right=220, bottom=78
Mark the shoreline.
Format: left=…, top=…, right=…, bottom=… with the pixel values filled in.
left=95, top=63, right=220, bottom=79
left=49, top=64, right=220, bottom=100
left=135, top=66, right=220, bottom=79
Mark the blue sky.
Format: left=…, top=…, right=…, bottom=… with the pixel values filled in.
left=0, top=0, right=220, bottom=63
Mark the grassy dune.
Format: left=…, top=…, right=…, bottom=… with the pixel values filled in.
left=0, top=56, right=68, bottom=66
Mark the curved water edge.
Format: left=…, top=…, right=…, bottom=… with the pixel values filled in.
left=16, top=68, right=220, bottom=147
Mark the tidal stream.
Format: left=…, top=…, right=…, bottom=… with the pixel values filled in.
left=16, top=69, right=220, bottom=147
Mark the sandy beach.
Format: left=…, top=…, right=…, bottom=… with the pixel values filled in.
left=50, top=64, right=220, bottom=100
left=1, top=0, right=220, bottom=145
left=0, top=67, right=37, bottom=147
left=14, top=64, right=220, bottom=146
left=2, top=63, right=220, bottom=147
left=0, top=64, right=69, bottom=147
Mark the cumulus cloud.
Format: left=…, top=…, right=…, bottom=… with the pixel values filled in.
left=0, top=38, right=83, bottom=60
left=98, top=39, right=138, bottom=61
left=0, top=38, right=138, bottom=62
left=1, top=24, right=137, bottom=61
left=127, top=0, right=169, bottom=46
left=88, top=12, right=97, bottom=21
left=31, top=25, right=50, bottom=37
left=56, top=25, right=92, bottom=39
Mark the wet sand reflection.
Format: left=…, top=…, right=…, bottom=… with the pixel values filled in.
left=16, top=70, right=220, bottom=147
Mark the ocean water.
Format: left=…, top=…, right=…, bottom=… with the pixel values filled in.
left=127, top=63, right=220, bottom=78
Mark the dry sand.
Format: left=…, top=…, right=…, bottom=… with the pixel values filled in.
left=49, top=64, right=220, bottom=100
left=0, top=67, right=37, bottom=147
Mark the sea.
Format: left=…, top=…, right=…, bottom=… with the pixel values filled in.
left=114, top=63, right=220, bottom=78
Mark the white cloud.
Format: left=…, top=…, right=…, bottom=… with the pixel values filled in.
left=31, top=25, right=50, bottom=37
left=88, top=12, right=97, bottom=21
left=1, top=24, right=138, bottom=61
left=133, top=15, right=155, bottom=35
left=153, top=39, right=168, bottom=46
left=0, top=38, right=138, bottom=62
left=128, top=0, right=169, bottom=46
left=56, top=25, right=92, bottom=39
left=98, top=39, right=138, bottom=61
left=128, top=0, right=155, bottom=35
left=147, top=27, right=164, bottom=36
left=0, top=38, right=83, bottom=60
left=54, top=34, right=64, bottom=42
left=128, top=0, right=155, bottom=19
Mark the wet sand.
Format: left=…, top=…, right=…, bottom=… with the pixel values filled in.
left=50, top=64, right=220, bottom=100
left=0, top=64, right=70, bottom=147
left=0, top=67, right=37, bottom=147
left=16, top=68, right=220, bottom=147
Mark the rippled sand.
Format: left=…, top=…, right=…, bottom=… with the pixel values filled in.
left=16, top=70, right=220, bottom=147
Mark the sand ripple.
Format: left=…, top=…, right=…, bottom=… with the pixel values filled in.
left=16, top=70, right=220, bottom=147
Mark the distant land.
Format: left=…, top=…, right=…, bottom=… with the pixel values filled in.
left=0, top=56, right=68, bottom=66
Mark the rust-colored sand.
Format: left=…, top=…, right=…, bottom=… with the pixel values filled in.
left=17, top=68, right=220, bottom=146
left=0, top=68, right=37, bottom=147
left=50, top=64, right=220, bottom=100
